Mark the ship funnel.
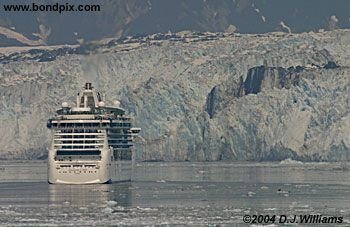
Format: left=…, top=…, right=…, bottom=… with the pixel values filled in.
left=85, top=82, right=93, bottom=90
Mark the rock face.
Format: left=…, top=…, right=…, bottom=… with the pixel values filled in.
left=0, top=30, right=349, bottom=161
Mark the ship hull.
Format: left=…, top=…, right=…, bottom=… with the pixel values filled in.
left=48, top=147, right=110, bottom=184
left=48, top=168, right=113, bottom=184
left=48, top=149, right=132, bottom=184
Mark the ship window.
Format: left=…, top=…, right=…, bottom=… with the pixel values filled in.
left=80, top=97, right=84, bottom=107
left=60, top=165, right=71, bottom=168
left=84, top=165, right=96, bottom=168
left=87, top=96, right=95, bottom=108
left=56, top=150, right=101, bottom=156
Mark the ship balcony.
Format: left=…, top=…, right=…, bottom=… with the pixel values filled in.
left=54, top=134, right=105, bottom=139
left=107, top=132, right=132, bottom=136
left=54, top=146, right=104, bottom=150
left=130, top=127, right=141, bottom=133
left=53, top=149, right=103, bottom=161
left=128, top=127, right=141, bottom=136
left=49, top=121, right=132, bottom=129
left=54, top=142, right=104, bottom=146
left=54, top=138, right=104, bottom=141
left=108, top=138, right=133, bottom=142
left=110, top=142, right=132, bottom=145
left=109, top=143, right=133, bottom=148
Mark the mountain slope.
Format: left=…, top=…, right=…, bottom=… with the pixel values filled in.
left=1, top=0, right=350, bottom=46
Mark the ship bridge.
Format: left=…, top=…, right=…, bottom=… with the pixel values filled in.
left=54, top=82, right=126, bottom=116
left=77, top=82, right=100, bottom=110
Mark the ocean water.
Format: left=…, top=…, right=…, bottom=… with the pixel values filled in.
left=0, top=160, right=350, bottom=226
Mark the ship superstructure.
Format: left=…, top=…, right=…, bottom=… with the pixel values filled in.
left=47, top=83, right=140, bottom=184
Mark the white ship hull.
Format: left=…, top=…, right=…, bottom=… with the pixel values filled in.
left=48, top=148, right=134, bottom=184
left=49, top=149, right=111, bottom=184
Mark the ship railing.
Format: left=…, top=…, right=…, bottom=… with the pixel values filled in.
left=109, top=143, right=133, bottom=147
left=54, top=143, right=103, bottom=147
left=55, top=148, right=103, bottom=151
left=49, top=123, right=131, bottom=129
left=54, top=144, right=104, bottom=147
left=54, top=108, right=130, bottom=117
left=108, top=138, right=131, bottom=141
left=54, top=137, right=105, bottom=141
left=54, top=132, right=104, bottom=135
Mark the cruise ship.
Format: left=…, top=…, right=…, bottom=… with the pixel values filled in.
left=47, top=82, right=141, bottom=184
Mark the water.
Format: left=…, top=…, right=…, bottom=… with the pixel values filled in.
left=1, top=161, right=350, bottom=226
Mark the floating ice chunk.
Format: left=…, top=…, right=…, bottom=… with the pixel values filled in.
left=261, top=186, right=269, bottom=190
left=102, top=207, right=113, bottom=214
left=107, top=200, right=118, bottom=207
left=247, top=191, right=256, bottom=197
left=136, top=207, right=158, bottom=212
left=141, top=207, right=152, bottom=211
left=193, top=185, right=203, bottom=189
left=20, top=218, right=39, bottom=222
left=280, top=158, right=303, bottom=165
left=343, top=219, right=350, bottom=224
left=277, top=189, right=289, bottom=194
left=156, top=180, right=166, bottom=183
left=295, top=184, right=310, bottom=188
left=264, top=208, right=277, bottom=211
left=114, top=206, right=126, bottom=212
left=244, top=209, right=251, bottom=213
